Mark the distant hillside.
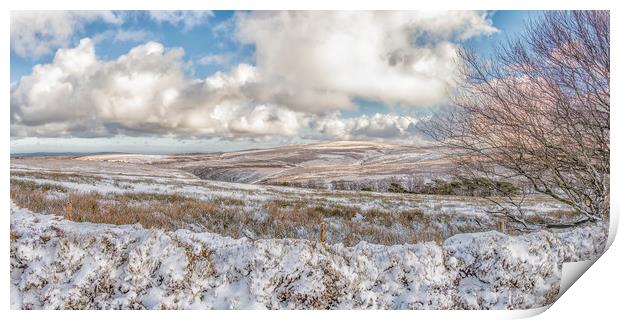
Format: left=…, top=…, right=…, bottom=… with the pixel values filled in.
left=67, top=141, right=466, bottom=192
left=11, top=152, right=111, bottom=158
left=159, top=141, right=457, bottom=191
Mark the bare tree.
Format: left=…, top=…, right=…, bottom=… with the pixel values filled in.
left=423, top=11, right=609, bottom=229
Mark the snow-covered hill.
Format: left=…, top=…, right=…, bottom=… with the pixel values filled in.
left=179, top=141, right=454, bottom=187
left=71, top=141, right=456, bottom=190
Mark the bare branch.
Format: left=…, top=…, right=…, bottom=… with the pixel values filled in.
left=421, top=11, right=609, bottom=224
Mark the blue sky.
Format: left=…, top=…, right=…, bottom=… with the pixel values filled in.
left=10, top=10, right=543, bottom=153
left=10, top=11, right=244, bottom=82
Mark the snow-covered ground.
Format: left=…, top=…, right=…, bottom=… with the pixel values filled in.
left=10, top=158, right=576, bottom=245
left=10, top=204, right=607, bottom=310
left=9, top=155, right=609, bottom=309
left=75, top=153, right=171, bottom=164
left=9, top=158, right=569, bottom=218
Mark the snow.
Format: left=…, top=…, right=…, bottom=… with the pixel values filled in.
left=352, top=213, right=365, bottom=222
left=10, top=203, right=606, bottom=310
left=10, top=165, right=568, bottom=221
left=75, top=154, right=171, bottom=164
left=444, top=231, right=562, bottom=309
left=554, top=223, right=608, bottom=262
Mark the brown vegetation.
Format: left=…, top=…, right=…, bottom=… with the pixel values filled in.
left=10, top=178, right=473, bottom=246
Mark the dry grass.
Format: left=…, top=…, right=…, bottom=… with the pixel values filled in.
left=526, top=209, right=581, bottom=225
left=11, top=180, right=219, bottom=229
left=10, top=179, right=67, bottom=193
left=364, top=208, right=429, bottom=227
left=10, top=176, right=559, bottom=246
left=11, top=171, right=101, bottom=184
left=10, top=230, right=20, bottom=242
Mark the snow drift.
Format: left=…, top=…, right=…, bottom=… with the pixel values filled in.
left=10, top=204, right=606, bottom=310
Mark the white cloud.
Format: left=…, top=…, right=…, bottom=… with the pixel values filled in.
left=91, top=28, right=150, bottom=45
left=149, top=11, right=214, bottom=30
left=10, top=11, right=122, bottom=58
left=313, top=113, right=419, bottom=140
left=198, top=54, right=230, bottom=66
left=113, top=29, right=149, bottom=42
left=11, top=37, right=426, bottom=142
left=10, top=39, right=308, bottom=140
left=235, top=11, right=496, bottom=111
left=12, top=11, right=497, bottom=142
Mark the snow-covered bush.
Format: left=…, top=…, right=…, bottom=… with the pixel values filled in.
left=10, top=204, right=607, bottom=310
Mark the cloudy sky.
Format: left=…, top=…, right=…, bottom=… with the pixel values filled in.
left=10, top=10, right=541, bottom=153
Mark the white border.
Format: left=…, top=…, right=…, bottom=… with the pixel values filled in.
left=4, top=1, right=618, bottom=319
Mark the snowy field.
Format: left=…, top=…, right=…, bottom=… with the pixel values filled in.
left=10, top=203, right=606, bottom=309
left=9, top=157, right=609, bottom=309
left=11, top=158, right=575, bottom=244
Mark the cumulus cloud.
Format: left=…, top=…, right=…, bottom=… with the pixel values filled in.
left=313, top=113, right=419, bottom=140
left=11, top=38, right=427, bottom=141
left=149, top=11, right=214, bottom=30
left=12, top=11, right=497, bottom=142
left=10, top=38, right=308, bottom=139
left=235, top=11, right=496, bottom=111
left=10, top=11, right=122, bottom=58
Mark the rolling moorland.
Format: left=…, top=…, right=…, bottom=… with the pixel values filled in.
left=76, top=141, right=455, bottom=189
left=10, top=141, right=608, bottom=309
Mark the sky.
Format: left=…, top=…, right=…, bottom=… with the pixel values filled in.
left=10, top=10, right=542, bottom=154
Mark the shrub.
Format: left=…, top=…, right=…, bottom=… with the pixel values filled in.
left=387, top=182, right=407, bottom=193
